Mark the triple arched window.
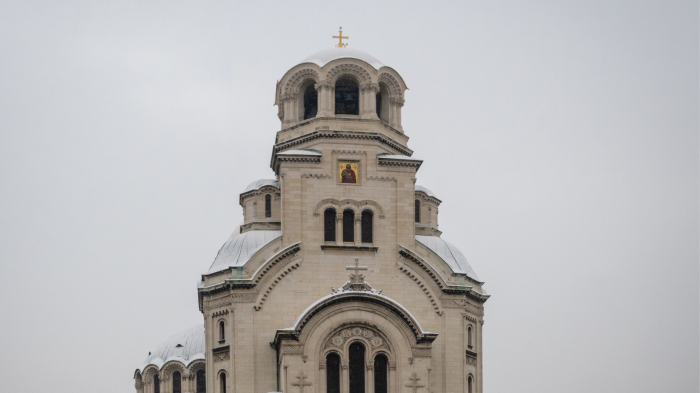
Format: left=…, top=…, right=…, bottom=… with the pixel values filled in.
left=325, top=342, right=388, bottom=393
left=323, top=208, right=373, bottom=243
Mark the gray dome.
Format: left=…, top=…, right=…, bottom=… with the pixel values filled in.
left=243, top=179, right=279, bottom=193
left=139, top=325, right=205, bottom=371
left=415, top=185, right=435, bottom=197
left=207, top=230, right=282, bottom=274
left=416, top=235, right=481, bottom=281
left=299, top=48, right=384, bottom=69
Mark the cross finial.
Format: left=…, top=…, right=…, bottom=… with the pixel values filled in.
left=346, top=257, right=368, bottom=282
left=404, top=372, right=426, bottom=393
left=333, top=27, right=349, bottom=48
left=291, top=371, right=313, bottom=393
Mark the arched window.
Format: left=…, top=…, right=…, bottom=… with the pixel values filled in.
left=343, top=210, right=355, bottom=243
left=415, top=200, right=420, bottom=223
left=468, top=326, right=473, bottom=348
left=376, top=92, right=382, bottom=118
left=361, top=210, right=373, bottom=243
left=219, top=373, right=227, bottom=393
left=349, top=342, right=366, bottom=393
left=303, top=84, right=318, bottom=119
left=335, top=77, right=359, bottom=115
left=374, top=354, right=388, bottom=393
left=196, top=369, right=206, bottom=393
left=324, top=208, right=336, bottom=242
left=326, top=353, right=341, bottom=393
left=173, top=371, right=182, bottom=393
left=468, top=375, right=473, bottom=393
left=219, top=321, right=225, bottom=341
left=265, top=194, right=272, bottom=218
left=153, top=374, right=160, bottom=393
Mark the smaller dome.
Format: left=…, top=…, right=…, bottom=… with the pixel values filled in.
left=139, top=325, right=205, bottom=371
left=299, top=48, right=384, bottom=69
left=243, top=179, right=279, bottom=193
left=415, top=185, right=435, bottom=197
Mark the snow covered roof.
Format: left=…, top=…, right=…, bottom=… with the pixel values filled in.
left=299, top=48, right=384, bottom=69
left=277, top=149, right=322, bottom=156
left=243, top=179, right=279, bottom=193
left=377, top=154, right=422, bottom=161
left=415, top=185, right=435, bottom=197
left=138, top=325, right=205, bottom=372
left=415, top=235, right=480, bottom=280
left=206, top=230, right=282, bottom=274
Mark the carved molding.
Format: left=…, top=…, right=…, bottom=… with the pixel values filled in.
left=273, top=131, right=412, bottom=158
left=283, top=69, right=320, bottom=96
left=213, top=351, right=230, bottom=362
left=326, top=64, right=371, bottom=84
left=397, top=263, right=442, bottom=315
left=254, top=260, right=301, bottom=311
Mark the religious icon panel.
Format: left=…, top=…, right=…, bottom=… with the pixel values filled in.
left=339, top=162, right=359, bottom=184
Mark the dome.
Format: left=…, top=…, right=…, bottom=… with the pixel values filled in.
left=299, top=47, right=384, bottom=69
left=138, top=325, right=205, bottom=371
left=415, top=185, right=435, bottom=197
left=243, top=179, right=279, bottom=193
left=206, top=230, right=282, bottom=274
left=416, top=235, right=481, bottom=281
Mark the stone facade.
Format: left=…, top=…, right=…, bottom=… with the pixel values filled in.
left=135, top=47, right=489, bottom=393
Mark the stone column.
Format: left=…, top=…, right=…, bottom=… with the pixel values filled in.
left=315, top=82, right=334, bottom=117
left=390, top=97, right=404, bottom=131
left=319, top=364, right=327, bottom=393
left=282, top=94, right=298, bottom=128
left=354, top=216, right=362, bottom=246
left=336, top=214, right=343, bottom=245
left=366, top=362, right=374, bottom=393
left=360, top=83, right=380, bottom=120
left=341, top=363, right=349, bottom=393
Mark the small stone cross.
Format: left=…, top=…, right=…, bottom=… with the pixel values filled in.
left=346, top=257, right=368, bottom=283
left=404, top=372, right=425, bottom=393
left=291, top=371, right=312, bottom=393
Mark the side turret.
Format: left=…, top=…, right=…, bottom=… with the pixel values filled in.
left=238, top=179, right=281, bottom=233
left=415, top=185, right=442, bottom=236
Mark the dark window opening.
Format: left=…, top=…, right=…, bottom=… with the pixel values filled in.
left=468, top=376, right=473, bottom=393
left=154, top=375, right=160, bottom=393
left=196, top=370, right=206, bottom=393
left=324, top=208, right=336, bottom=242
left=376, top=92, right=382, bottom=118
left=361, top=210, right=373, bottom=243
left=265, top=194, right=272, bottom=218
left=349, top=342, right=366, bottom=393
left=335, top=77, right=359, bottom=115
left=468, top=326, right=473, bottom=348
left=326, top=353, right=341, bottom=393
left=219, top=321, right=225, bottom=341
left=414, top=200, right=420, bottom=223
left=173, top=371, right=181, bottom=393
left=343, top=210, right=355, bottom=243
left=303, top=84, right=318, bottom=119
left=220, top=373, right=226, bottom=393
left=374, top=355, right=388, bottom=393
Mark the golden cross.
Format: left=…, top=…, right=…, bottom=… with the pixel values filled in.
left=333, top=27, right=349, bottom=48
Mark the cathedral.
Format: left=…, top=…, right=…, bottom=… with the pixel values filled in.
left=133, top=37, right=489, bottom=393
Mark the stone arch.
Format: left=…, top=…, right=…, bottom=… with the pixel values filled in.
left=326, top=63, right=372, bottom=85
left=378, top=72, right=403, bottom=99
left=282, top=68, right=320, bottom=98
left=188, top=361, right=206, bottom=379
left=161, top=361, right=186, bottom=381
left=321, top=323, right=398, bottom=365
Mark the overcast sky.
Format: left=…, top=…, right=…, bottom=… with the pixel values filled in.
left=0, top=1, right=697, bottom=392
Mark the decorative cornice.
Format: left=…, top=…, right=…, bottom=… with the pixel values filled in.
left=271, top=130, right=412, bottom=169
left=397, top=263, right=442, bottom=316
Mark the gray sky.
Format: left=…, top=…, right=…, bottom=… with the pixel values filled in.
left=0, top=1, right=697, bottom=392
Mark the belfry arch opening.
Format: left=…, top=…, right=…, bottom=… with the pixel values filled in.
left=302, top=83, right=317, bottom=120
left=377, top=83, right=390, bottom=121
left=335, top=77, right=359, bottom=115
